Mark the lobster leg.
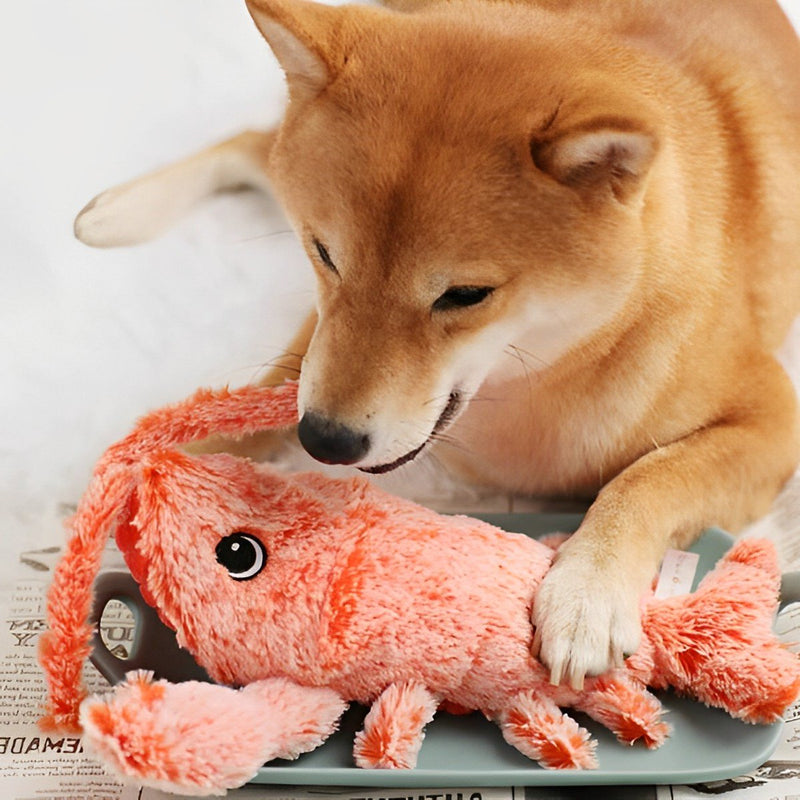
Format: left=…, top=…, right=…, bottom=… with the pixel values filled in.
left=574, top=673, right=670, bottom=748
left=496, top=689, right=597, bottom=769
left=353, top=681, right=439, bottom=769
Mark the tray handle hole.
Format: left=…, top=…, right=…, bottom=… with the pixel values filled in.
left=99, top=598, right=138, bottom=661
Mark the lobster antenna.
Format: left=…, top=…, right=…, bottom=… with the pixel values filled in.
left=39, top=464, right=134, bottom=731
left=104, top=381, right=299, bottom=465
left=39, top=381, right=300, bottom=731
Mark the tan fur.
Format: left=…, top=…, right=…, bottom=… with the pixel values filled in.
left=74, top=0, right=800, bottom=687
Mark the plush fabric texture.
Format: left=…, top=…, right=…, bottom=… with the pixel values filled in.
left=39, top=382, right=800, bottom=795
left=79, top=672, right=346, bottom=797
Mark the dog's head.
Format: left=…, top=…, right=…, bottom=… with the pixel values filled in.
left=247, top=0, right=663, bottom=473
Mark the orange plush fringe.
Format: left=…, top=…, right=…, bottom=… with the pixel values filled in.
left=39, top=381, right=299, bottom=729
left=40, top=466, right=133, bottom=732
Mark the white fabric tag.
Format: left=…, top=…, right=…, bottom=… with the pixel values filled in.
left=654, top=549, right=700, bottom=599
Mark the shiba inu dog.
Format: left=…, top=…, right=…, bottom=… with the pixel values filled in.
left=74, top=0, right=800, bottom=689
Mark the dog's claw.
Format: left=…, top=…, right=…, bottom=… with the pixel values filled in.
left=567, top=667, right=585, bottom=693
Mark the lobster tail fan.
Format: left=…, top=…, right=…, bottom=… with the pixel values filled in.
left=39, top=464, right=135, bottom=732
left=643, top=539, right=800, bottom=723
left=104, top=381, right=299, bottom=464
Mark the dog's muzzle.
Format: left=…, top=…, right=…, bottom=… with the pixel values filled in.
left=360, top=391, right=463, bottom=474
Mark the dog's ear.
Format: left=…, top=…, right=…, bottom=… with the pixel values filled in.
left=531, top=121, right=658, bottom=203
left=245, top=0, right=350, bottom=100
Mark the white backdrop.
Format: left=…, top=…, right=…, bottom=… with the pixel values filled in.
left=2, top=1, right=799, bottom=580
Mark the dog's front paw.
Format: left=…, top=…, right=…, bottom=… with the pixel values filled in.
left=532, top=547, right=642, bottom=690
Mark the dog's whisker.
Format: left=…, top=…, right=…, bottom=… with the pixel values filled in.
left=506, top=344, right=538, bottom=407
left=234, top=229, right=295, bottom=244
left=421, top=448, right=485, bottom=495
left=259, top=349, right=306, bottom=367
left=432, top=417, right=487, bottom=439
left=246, top=350, right=308, bottom=384
left=429, top=436, right=473, bottom=458
left=422, top=392, right=458, bottom=409
left=459, top=395, right=508, bottom=404
left=258, top=357, right=303, bottom=371
left=430, top=431, right=460, bottom=445
left=505, top=343, right=551, bottom=372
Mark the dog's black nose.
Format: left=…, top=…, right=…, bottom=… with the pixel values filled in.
left=297, top=412, right=371, bottom=465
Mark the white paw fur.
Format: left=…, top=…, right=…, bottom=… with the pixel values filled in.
left=532, top=547, right=642, bottom=690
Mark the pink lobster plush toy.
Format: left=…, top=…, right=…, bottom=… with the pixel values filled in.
left=40, top=382, right=800, bottom=795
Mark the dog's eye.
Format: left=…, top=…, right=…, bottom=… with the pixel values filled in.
left=313, top=238, right=337, bottom=273
left=216, top=533, right=267, bottom=581
left=433, top=286, right=494, bottom=312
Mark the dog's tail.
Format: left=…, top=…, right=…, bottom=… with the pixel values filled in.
left=633, top=538, right=800, bottom=724
left=39, top=382, right=299, bottom=731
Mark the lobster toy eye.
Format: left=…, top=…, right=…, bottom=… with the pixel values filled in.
left=215, top=533, right=267, bottom=581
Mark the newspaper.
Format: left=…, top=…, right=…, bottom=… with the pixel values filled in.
left=0, top=547, right=140, bottom=800
left=1, top=544, right=799, bottom=800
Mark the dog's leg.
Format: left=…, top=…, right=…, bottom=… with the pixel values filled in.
left=74, top=129, right=276, bottom=247
left=533, top=355, right=800, bottom=689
